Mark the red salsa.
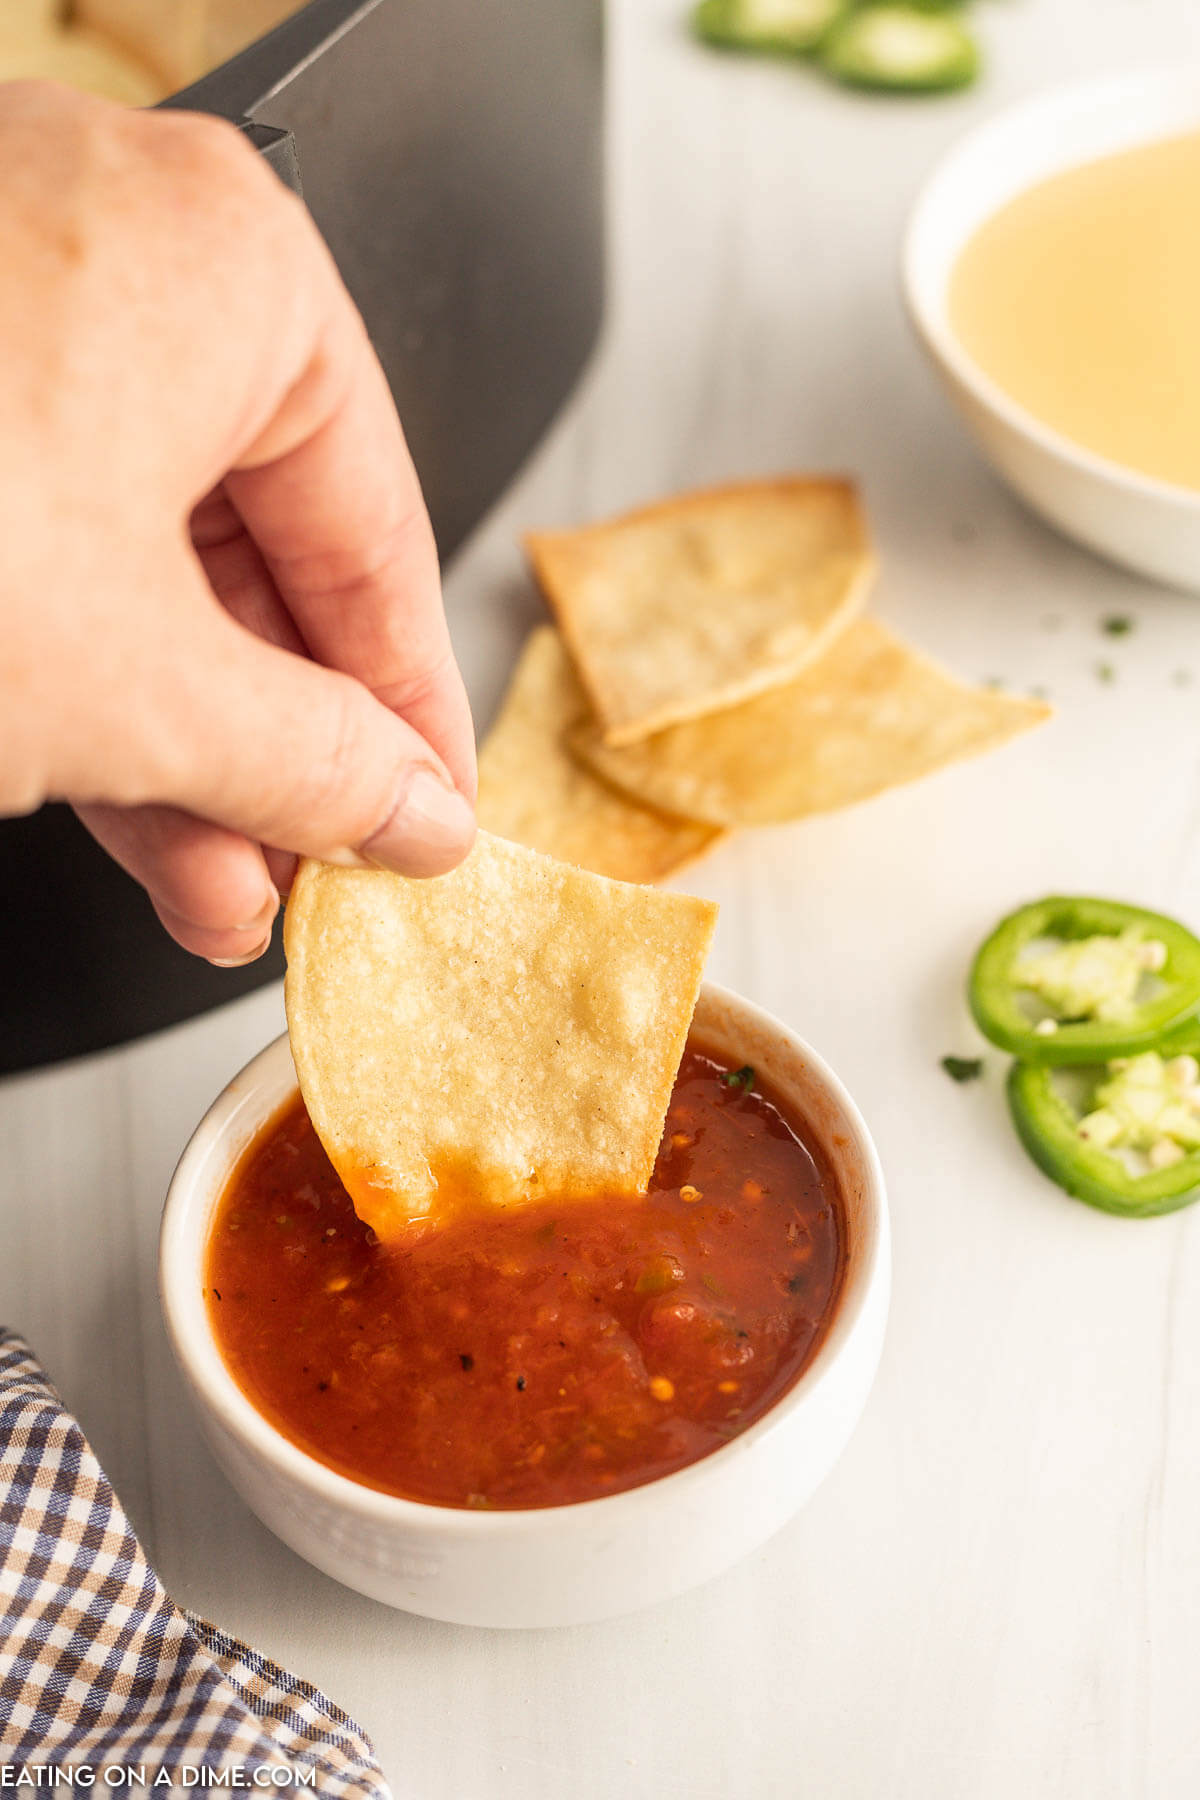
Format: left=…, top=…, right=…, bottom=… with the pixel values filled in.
left=206, top=1047, right=847, bottom=1509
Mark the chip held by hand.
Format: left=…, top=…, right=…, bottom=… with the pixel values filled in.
left=283, top=833, right=719, bottom=1243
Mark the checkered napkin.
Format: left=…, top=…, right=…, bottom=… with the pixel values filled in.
left=0, top=1331, right=392, bottom=1793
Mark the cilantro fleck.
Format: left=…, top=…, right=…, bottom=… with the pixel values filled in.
left=1096, top=662, right=1116, bottom=684
left=515, top=1375, right=526, bottom=1392
left=1102, top=615, right=1134, bottom=636
left=459, top=1353, right=474, bottom=1372
left=941, top=1055, right=984, bottom=1084
left=211, top=1289, right=222, bottom=1302
left=720, top=1065, right=755, bottom=1092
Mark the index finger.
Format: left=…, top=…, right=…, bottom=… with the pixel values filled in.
left=224, top=313, right=476, bottom=801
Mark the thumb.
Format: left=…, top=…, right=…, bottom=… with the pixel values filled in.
left=161, top=593, right=476, bottom=877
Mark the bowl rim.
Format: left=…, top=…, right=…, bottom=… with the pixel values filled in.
left=901, top=64, right=1200, bottom=515
left=159, top=979, right=889, bottom=1538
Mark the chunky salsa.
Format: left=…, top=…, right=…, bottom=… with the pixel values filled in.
left=206, top=1047, right=847, bottom=1509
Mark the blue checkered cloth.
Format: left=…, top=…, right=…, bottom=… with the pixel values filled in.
left=0, top=1330, right=392, bottom=1792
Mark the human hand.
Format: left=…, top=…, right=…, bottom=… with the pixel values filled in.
left=0, top=82, right=476, bottom=966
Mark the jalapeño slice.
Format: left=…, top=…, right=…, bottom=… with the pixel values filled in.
left=1151, top=1012, right=1200, bottom=1055
left=691, top=0, right=848, bottom=56
left=818, top=5, right=979, bottom=92
left=969, top=897, right=1200, bottom=1065
left=1008, top=1060, right=1200, bottom=1219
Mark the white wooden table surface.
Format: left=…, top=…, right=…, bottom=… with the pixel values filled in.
left=7, top=2, right=1200, bottom=1794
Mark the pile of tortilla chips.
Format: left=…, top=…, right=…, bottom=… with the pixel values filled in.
left=478, top=477, right=1049, bottom=882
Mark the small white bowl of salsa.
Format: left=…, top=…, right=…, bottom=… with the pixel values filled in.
left=903, top=68, right=1200, bottom=592
left=159, top=982, right=889, bottom=1629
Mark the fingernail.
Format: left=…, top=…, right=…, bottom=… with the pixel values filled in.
left=319, top=846, right=373, bottom=869
left=361, top=766, right=476, bottom=877
left=208, top=931, right=273, bottom=970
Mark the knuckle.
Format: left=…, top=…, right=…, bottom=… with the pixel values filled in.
left=302, top=674, right=398, bottom=846
left=274, top=499, right=436, bottom=619
left=138, top=106, right=248, bottom=173
left=375, top=643, right=458, bottom=716
left=132, top=109, right=290, bottom=233
left=322, top=675, right=368, bottom=790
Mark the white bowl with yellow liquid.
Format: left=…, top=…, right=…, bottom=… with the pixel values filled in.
left=903, top=69, right=1200, bottom=592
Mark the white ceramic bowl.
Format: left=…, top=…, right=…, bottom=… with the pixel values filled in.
left=903, top=68, right=1200, bottom=592
left=160, top=983, right=889, bottom=1629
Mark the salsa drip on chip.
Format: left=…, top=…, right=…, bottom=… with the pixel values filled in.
left=283, top=833, right=718, bottom=1242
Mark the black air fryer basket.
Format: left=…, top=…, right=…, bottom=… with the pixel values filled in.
left=1, top=0, right=604, bottom=1074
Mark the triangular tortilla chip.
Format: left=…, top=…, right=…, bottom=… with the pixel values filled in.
left=476, top=626, right=724, bottom=882
left=525, top=478, right=875, bottom=745
left=283, top=835, right=718, bottom=1242
left=0, top=9, right=163, bottom=103
left=569, top=617, right=1050, bottom=827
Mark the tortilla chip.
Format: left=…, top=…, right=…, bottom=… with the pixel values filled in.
left=569, top=617, right=1051, bottom=827
left=283, top=834, right=718, bottom=1242
left=525, top=478, right=875, bottom=746
left=0, top=12, right=163, bottom=103
left=75, top=1, right=298, bottom=89
left=476, top=627, right=724, bottom=882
